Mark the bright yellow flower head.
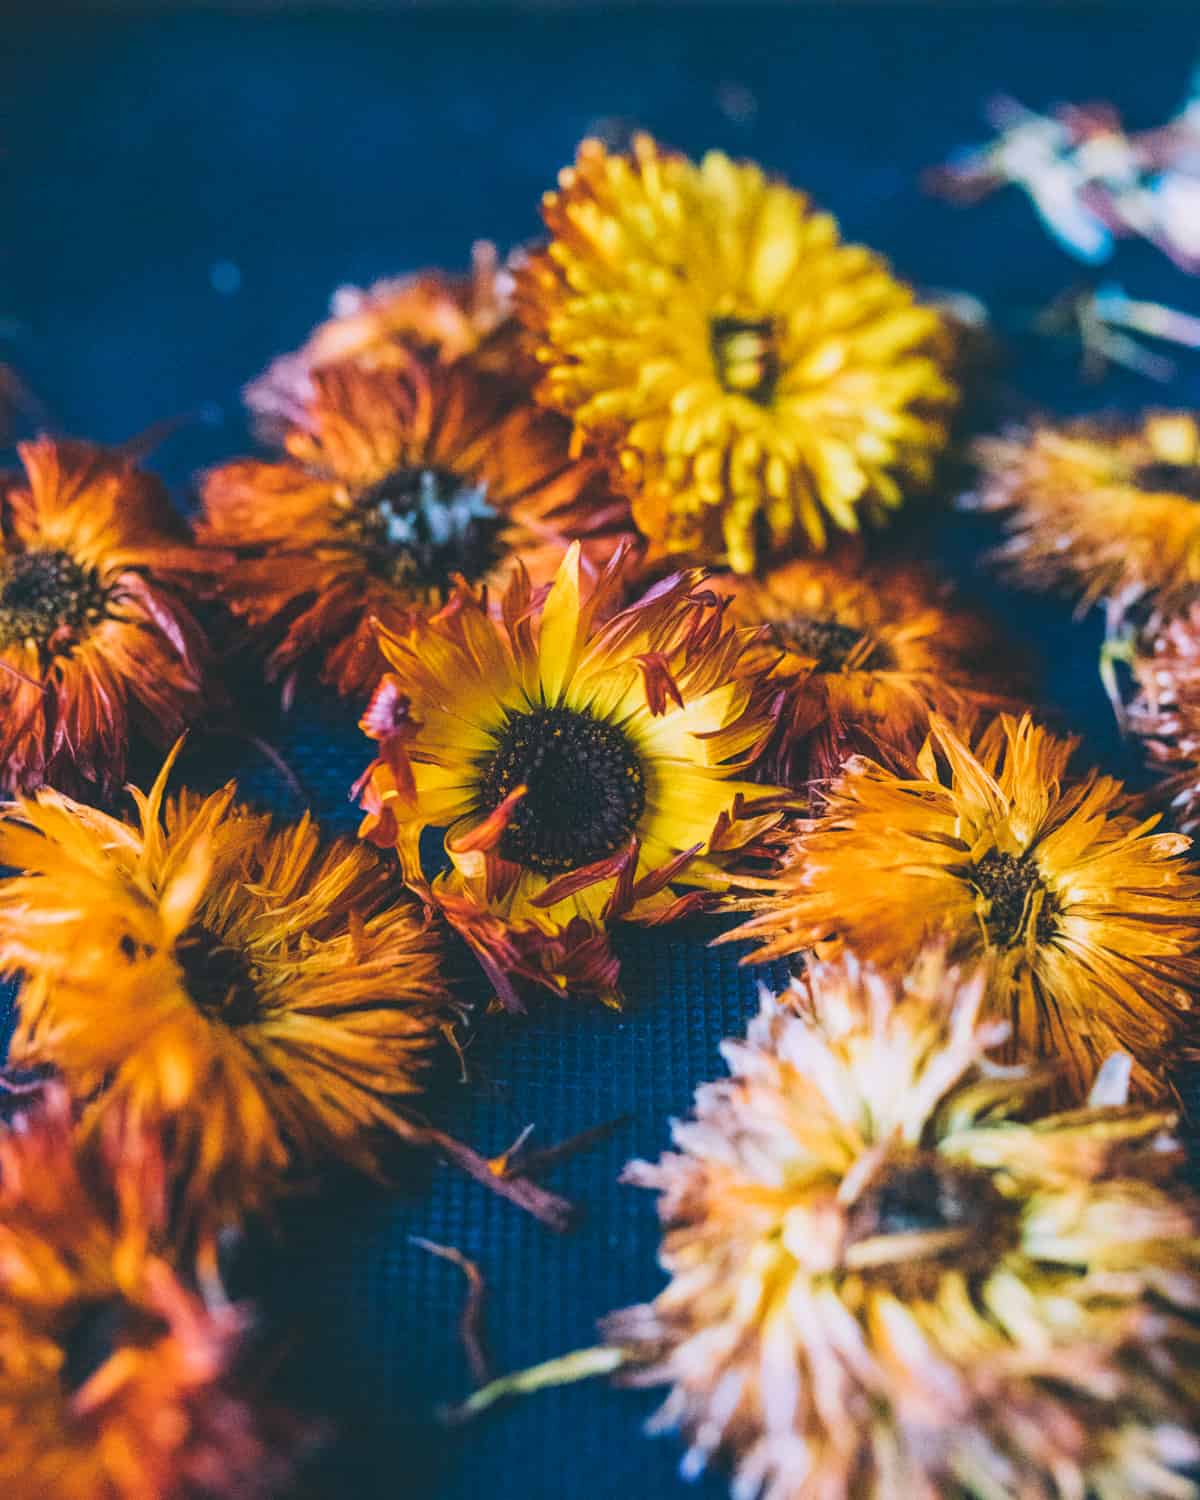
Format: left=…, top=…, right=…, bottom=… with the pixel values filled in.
left=609, top=952, right=1200, bottom=1500
left=355, top=542, right=789, bottom=1007
left=516, top=135, right=957, bottom=572
left=733, top=713, right=1200, bottom=1100
left=0, top=746, right=453, bottom=1235
left=973, top=411, right=1200, bottom=617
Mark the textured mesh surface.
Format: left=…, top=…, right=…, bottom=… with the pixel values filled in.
left=5, top=7, right=1200, bottom=1497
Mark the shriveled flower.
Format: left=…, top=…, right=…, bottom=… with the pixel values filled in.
left=0, top=744, right=453, bottom=1234
left=608, top=952, right=1200, bottom=1500
left=355, top=543, right=788, bottom=1008
left=246, top=240, right=520, bottom=434
left=0, top=438, right=211, bottom=797
left=199, top=351, right=631, bottom=700
left=715, top=550, right=1020, bottom=784
left=972, top=411, right=1200, bottom=616
left=0, top=1086, right=302, bottom=1500
left=733, top=713, right=1200, bottom=1100
left=516, top=134, right=956, bottom=573
left=1122, top=600, right=1200, bottom=835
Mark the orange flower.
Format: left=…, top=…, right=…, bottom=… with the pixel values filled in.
left=715, top=550, right=1020, bottom=784
left=732, top=713, right=1200, bottom=1101
left=0, top=438, right=211, bottom=797
left=246, top=241, right=523, bottom=434
left=355, top=544, right=789, bottom=1008
left=199, top=351, right=633, bottom=700
left=0, top=745, right=455, bottom=1235
left=0, top=1086, right=304, bottom=1500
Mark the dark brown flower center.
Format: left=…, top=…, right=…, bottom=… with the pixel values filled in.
left=971, top=848, right=1059, bottom=947
left=477, top=705, right=646, bottom=875
left=1132, top=461, right=1200, bottom=500
left=176, top=922, right=260, bottom=1028
left=350, top=466, right=503, bottom=592
left=59, top=1296, right=169, bottom=1393
left=711, top=315, right=780, bottom=405
left=843, top=1154, right=1016, bottom=1296
left=0, top=550, right=108, bottom=648
left=768, top=615, right=892, bottom=672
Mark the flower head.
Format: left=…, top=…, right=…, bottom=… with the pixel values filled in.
left=0, top=1086, right=301, bottom=1500
left=733, top=713, right=1200, bottom=1100
left=246, top=241, right=520, bottom=434
left=973, top=412, right=1200, bottom=616
left=200, top=351, right=631, bottom=699
left=1123, top=601, right=1200, bottom=836
left=716, top=551, right=1020, bottom=784
left=609, top=952, right=1200, bottom=1500
left=0, top=438, right=211, bottom=796
left=516, top=134, right=956, bottom=573
left=355, top=543, right=789, bottom=1007
left=0, top=745, right=453, bottom=1233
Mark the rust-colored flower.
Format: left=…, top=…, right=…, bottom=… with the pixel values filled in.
left=1123, top=601, right=1200, bottom=836
left=0, top=1086, right=302, bottom=1500
left=516, top=134, right=956, bottom=573
left=608, top=952, right=1200, bottom=1500
left=732, top=713, right=1200, bottom=1100
left=199, top=351, right=632, bottom=700
left=972, top=412, right=1200, bottom=617
left=715, top=549, right=1021, bottom=784
left=0, top=438, right=211, bottom=797
left=355, top=543, right=789, bottom=1008
left=246, top=240, right=522, bottom=433
left=0, top=744, right=454, bottom=1235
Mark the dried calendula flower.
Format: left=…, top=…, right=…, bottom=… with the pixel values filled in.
left=732, top=712, right=1200, bottom=1101
left=602, top=954, right=1200, bottom=1500
left=972, top=411, right=1200, bottom=618
left=0, top=743, right=456, bottom=1238
left=715, top=548, right=1021, bottom=785
left=516, top=134, right=956, bottom=572
left=0, top=438, right=212, bottom=797
left=199, top=350, right=630, bottom=700
left=1119, top=600, right=1200, bottom=836
left=355, top=542, right=789, bottom=1008
left=245, top=241, right=522, bottom=433
left=0, top=1086, right=307, bottom=1500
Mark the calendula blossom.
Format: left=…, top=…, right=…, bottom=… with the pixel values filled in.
left=355, top=542, right=789, bottom=1007
left=516, top=134, right=956, bottom=572
left=605, top=953, right=1200, bottom=1500
left=972, top=411, right=1200, bottom=617
left=0, top=744, right=454, bottom=1235
left=733, top=712, right=1200, bottom=1100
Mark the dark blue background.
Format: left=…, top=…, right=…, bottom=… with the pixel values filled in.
left=5, top=6, right=1200, bottom=1497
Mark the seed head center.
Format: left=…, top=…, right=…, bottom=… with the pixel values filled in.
left=478, top=705, right=646, bottom=875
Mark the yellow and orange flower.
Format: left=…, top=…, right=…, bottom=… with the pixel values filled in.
left=715, top=550, right=1022, bottom=784
left=0, top=745, right=454, bottom=1235
left=0, top=438, right=211, bottom=797
left=972, top=412, right=1200, bottom=616
left=245, top=240, right=522, bottom=433
left=199, top=351, right=633, bottom=700
left=516, top=134, right=956, bottom=573
left=733, top=713, right=1200, bottom=1100
left=0, top=1086, right=303, bottom=1500
left=608, top=952, right=1200, bottom=1499
left=355, top=544, right=789, bottom=1007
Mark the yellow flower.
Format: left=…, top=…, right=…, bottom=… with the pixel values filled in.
left=609, top=952, right=1200, bottom=1500
left=0, top=1087, right=303, bottom=1500
left=0, top=745, right=453, bottom=1235
left=516, top=134, right=956, bottom=572
left=716, top=549, right=1021, bottom=783
left=733, top=713, right=1200, bottom=1100
left=973, top=412, right=1200, bottom=616
left=355, top=543, right=788, bottom=1007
